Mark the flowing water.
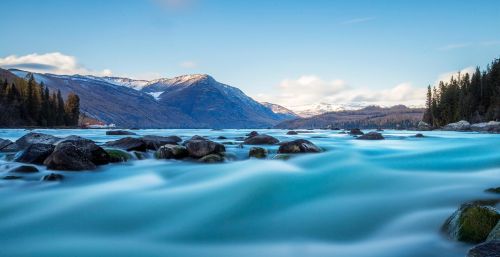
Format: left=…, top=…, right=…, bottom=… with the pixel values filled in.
left=0, top=129, right=499, bottom=257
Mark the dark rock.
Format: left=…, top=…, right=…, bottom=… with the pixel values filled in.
left=415, top=133, right=425, bottom=138
left=486, top=187, right=500, bottom=194
left=43, top=142, right=96, bottom=171
left=9, top=165, right=39, bottom=173
left=442, top=203, right=500, bottom=243
left=15, top=132, right=61, bottom=150
left=155, top=144, right=188, bottom=159
left=278, top=139, right=321, bottom=153
left=105, top=137, right=148, bottom=152
left=357, top=132, right=384, bottom=140
left=246, top=131, right=259, bottom=137
left=376, top=128, right=384, bottom=131
left=59, top=137, right=110, bottom=165
left=418, top=121, right=432, bottom=131
left=42, top=173, right=64, bottom=181
left=273, top=154, right=291, bottom=160
left=217, top=136, right=227, bottom=140
left=106, top=130, right=137, bottom=135
left=286, top=131, right=298, bottom=135
left=133, top=151, right=146, bottom=160
left=3, top=175, right=22, bottom=180
left=142, top=135, right=182, bottom=150
left=198, top=154, right=224, bottom=163
left=105, top=149, right=132, bottom=162
left=467, top=240, right=500, bottom=257
left=234, top=137, right=246, bottom=141
left=487, top=222, right=500, bottom=241
left=249, top=147, right=267, bottom=158
left=14, top=143, right=55, bottom=164
left=349, top=128, right=364, bottom=135
left=0, top=138, right=17, bottom=152
left=184, top=136, right=225, bottom=158
left=244, top=134, right=279, bottom=145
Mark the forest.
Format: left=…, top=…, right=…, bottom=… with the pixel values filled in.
left=0, top=73, right=80, bottom=127
left=423, top=57, right=500, bottom=127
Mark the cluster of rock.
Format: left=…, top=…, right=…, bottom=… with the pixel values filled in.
left=418, top=120, right=500, bottom=133
left=442, top=188, right=500, bottom=257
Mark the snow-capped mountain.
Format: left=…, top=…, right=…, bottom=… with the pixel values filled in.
left=260, top=102, right=299, bottom=119
left=291, top=102, right=385, bottom=117
left=5, top=69, right=293, bottom=128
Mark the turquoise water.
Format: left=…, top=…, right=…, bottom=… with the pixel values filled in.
left=0, top=129, right=499, bottom=257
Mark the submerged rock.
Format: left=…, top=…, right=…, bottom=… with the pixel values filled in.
left=246, top=131, right=259, bottom=137
left=198, top=154, right=224, bottom=163
left=249, top=147, right=267, bottom=158
left=9, top=165, right=39, bottom=173
left=467, top=240, right=500, bottom=257
left=184, top=136, right=225, bottom=158
left=415, top=133, right=425, bottom=138
left=105, top=149, right=132, bottom=163
left=278, top=139, right=321, bottom=153
left=105, top=130, right=137, bottom=136
left=443, top=120, right=471, bottom=131
left=156, top=144, right=188, bottom=160
left=349, top=128, right=364, bottom=135
left=273, top=154, right=291, bottom=160
left=43, top=142, right=96, bottom=171
left=217, top=136, right=227, bottom=140
left=105, top=137, right=148, bottom=152
left=15, top=132, right=61, bottom=150
left=142, top=135, right=182, bottom=150
left=3, top=175, right=22, bottom=180
left=442, top=203, right=500, bottom=243
left=486, top=187, right=500, bottom=194
left=357, top=132, right=384, bottom=140
left=42, top=173, right=64, bottom=181
left=14, top=143, right=55, bottom=164
left=286, top=131, right=298, bottom=135
left=243, top=134, right=279, bottom=145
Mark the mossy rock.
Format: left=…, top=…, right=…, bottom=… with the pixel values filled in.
left=273, top=154, right=291, bottom=160
left=198, top=154, right=224, bottom=163
left=443, top=203, right=500, bottom=243
left=249, top=147, right=267, bottom=159
left=133, top=151, right=146, bottom=160
left=105, top=149, right=132, bottom=163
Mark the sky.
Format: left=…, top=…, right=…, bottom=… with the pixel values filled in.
left=1, top=0, right=499, bottom=110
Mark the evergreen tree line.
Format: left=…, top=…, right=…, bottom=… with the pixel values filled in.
left=0, top=73, right=80, bottom=127
left=423, top=58, right=500, bottom=127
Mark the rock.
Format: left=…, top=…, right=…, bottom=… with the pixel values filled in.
left=376, top=128, right=384, bottom=131
left=59, top=137, right=110, bottom=165
left=184, top=136, right=225, bottom=158
left=0, top=138, right=17, bottom=152
left=443, top=120, right=471, bottom=131
left=243, top=134, right=279, bottom=145
left=415, top=133, right=425, bottom=138
left=286, top=131, right=298, bottom=135
left=198, top=154, right=224, bottom=163
left=104, top=137, right=148, bottom=152
left=471, top=121, right=500, bottom=133
left=9, top=165, right=39, bottom=173
left=43, top=142, right=96, bottom=171
left=249, top=147, right=267, bottom=158
left=273, top=154, right=291, bottom=160
left=133, top=151, right=146, bottom=160
left=349, top=128, right=364, bottom=135
left=234, top=137, right=246, bottom=141
left=155, top=144, right=188, bottom=159
left=3, top=175, right=22, bottom=180
left=14, top=143, right=55, bottom=164
left=442, top=203, right=500, bottom=243
left=417, top=121, right=432, bottom=131
left=467, top=240, right=500, bottom=257
left=105, top=130, right=137, bottom=135
left=42, top=173, right=64, bottom=181
left=15, top=132, right=61, bottom=150
left=246, top=131, right=259, bottom=137
left=487, top=222, right=500, bottom=241
left=105, top=149, right=132, bottom=162
left=357, top=132, right=384, bottom=140
left=217, top=136, right=227, bottom=140
left=142, top=135, right=182, bottom=150
left=486, top=187, right=500, bottom=194
left=278, top=139, right=321, bottom=153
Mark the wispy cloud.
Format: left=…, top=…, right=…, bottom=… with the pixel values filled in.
left=0, top=52, right=112, bottom=76
left=341, top=17, right=376, bottom=25
left=439, top=43, right=472, bottom=51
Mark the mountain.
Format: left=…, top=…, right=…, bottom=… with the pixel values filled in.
left=274, top=105, right=425, bottom=129
left=7, top=69, right=292, bottom=128
left=260, top=102, right=299, bottom=119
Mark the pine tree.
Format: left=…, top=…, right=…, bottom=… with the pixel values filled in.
left=65, top=93, right=80, bottom=126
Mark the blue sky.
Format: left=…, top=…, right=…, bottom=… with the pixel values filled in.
left=1, top=0, right=499, bottom=109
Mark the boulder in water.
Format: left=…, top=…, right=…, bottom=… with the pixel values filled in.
left=357, top=132, right=384, bottom=140
left=0, top=138, right=17, bottom=152
left=156, top=144, right=188, bottom=159
left=105, top=149, right=132, bottom=162
left=105, top=137, right=148, bottom=152
left=106, top=130, right=137, bottom=135
left=9, top=165, right=39, bottom=173
left=349, top=128, right=364, bottom=135
left=244, top=135, right=279, bottom=145
left=471, top=121, right=500, bottom=133
left=443, top=120, right=471, bottom=131
left=286, top=131, right=298, bottom=135
left=246, top=131, right=259, bottom=137
left=198, top=154, right=224, bottom=163
left=14, top=143, right=55, bottom=164
left=142, top=135, right=182, bottom=150
left=249, top=147, right=267, bottom=158
left=43, top=142, right=97, bottom=171
left=415, top=133, right=425, bottom=138
left=42, top=173, right=64, bottom=181
left=59, top=136, right=110, bottom=165
left=278, top=139, right=321, bottom=153
left=15, top=132, right=61, bottom=150
left=467, top=240, right=500, bottom=257
left=184, top=136, right=225, bottom=158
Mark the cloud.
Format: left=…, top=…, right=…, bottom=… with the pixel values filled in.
left=435, top=66, right=475, bottom=85
left=438, top=43, right=471, bottom=51
left=255, top=75, right=426, bottom=110
left=179, top=60, right=198, bottom=69
left=0, top=52, right=112, bottom=76
left=341, top=17, right=376, bottom=25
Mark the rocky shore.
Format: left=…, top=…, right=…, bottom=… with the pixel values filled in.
left=418, top=120, right=500, bottom=133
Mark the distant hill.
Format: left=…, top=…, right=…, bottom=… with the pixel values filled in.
left=274, top=105, right=425, bottom=129
left=7, top=69, right=293, bottom=128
